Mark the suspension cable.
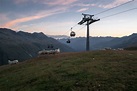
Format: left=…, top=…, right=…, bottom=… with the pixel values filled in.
left=75, top=25, right=86, bottom=33
left=100, top=7, right=137, bottom=19
left=94, top=0, right=134, bottom=15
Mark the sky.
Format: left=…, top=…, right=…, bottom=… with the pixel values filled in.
left=0, top=0, right=137, bottom=37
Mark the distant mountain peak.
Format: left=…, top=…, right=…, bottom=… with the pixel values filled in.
left=0, top=28, right=16, bottom=33
left=32, top=32, right=45, bottom=36
left=131, top=33, right=137, bottom=36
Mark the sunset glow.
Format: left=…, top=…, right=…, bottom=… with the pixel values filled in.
left=0, top=0, right=137, bottom=37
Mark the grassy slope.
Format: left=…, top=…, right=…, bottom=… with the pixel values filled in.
left=0, top=51, right=137, bottom=91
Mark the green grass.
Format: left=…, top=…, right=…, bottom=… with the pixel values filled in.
left=0, top=50, right=137, bottom=91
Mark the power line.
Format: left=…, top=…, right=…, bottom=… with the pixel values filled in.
left=100, top=7, right=137, bottom=19
left=62, top=23, right=83, bottom=36
left=75, top=25, right=86, bottom=33
left=59, top=0, right=135, bottom=37
left=63, top=0, right=134, bottom=36
left=71, top=24, right=78, bottom=29
left=63, top=0, right=134, bottom=35
left=94, top=0, right=134, bottom=15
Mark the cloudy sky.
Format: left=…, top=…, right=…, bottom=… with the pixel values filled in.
left=0, top=0, right=137, bottom=37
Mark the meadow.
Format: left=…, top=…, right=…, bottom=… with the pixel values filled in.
left=0, top=50, right=137, bottom=91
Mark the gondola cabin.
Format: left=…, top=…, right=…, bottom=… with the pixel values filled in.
left=70, top=31, right=76, bottom=37
left=66, top=39, right=71, bottom=43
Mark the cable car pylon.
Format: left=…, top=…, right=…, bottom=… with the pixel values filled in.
left=78, top=13, right=100, bottom=51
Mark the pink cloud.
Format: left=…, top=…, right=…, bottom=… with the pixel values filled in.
left=77, top=8, right=88, bottom=12
left=2, top=7, right=66, bottom=28
left=44, top=0, right=78, bottom=5
left=0, top=14, right=9, bottom=22
left=72, top=3, right=96, bottom=7
left=13, top=0, right=78, bottom=5
left=3, top=15, right=45, bottom=28
left=0, top=14, right=10, bottom=27
left=13, top=0, right=28, bottom=4
left=99, top=0, right=130, bottom=8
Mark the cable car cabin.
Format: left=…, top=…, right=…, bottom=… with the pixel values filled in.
left=70, top=31, right=76, bottom=37
left=66, top=39, right=71, bottom=43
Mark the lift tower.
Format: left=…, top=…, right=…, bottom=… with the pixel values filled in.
left=78, top=13, right=100, bottom=51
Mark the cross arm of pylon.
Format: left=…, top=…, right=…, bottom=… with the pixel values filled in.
left=78, top=13, right=100, bottom=25
left=88, top=19, right=100, bottom=25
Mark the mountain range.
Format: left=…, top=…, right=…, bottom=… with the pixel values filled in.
left=58, top=33, right=137, bottom=51
left=0, top=28, right=74, bottom=65
left=0, top=28, right=137, bottom=66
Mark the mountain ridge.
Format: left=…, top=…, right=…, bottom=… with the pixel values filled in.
left=59, top=33, right=137, bottom=51
left=0, top=28, right=74, bottom=65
